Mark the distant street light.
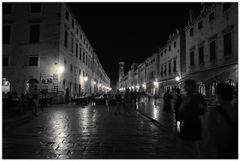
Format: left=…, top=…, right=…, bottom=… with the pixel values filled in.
left=175, top=76, right=181, bottom=81
left=84, top=76, right=88, bottom=82
left=57, top=65, right=64, bottom=74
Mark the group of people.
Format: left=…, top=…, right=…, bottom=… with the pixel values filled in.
left=161, top=79, right=237, bottom=159
left=3, top=84, right=46, bottom=117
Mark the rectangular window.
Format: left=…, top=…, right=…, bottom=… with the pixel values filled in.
left=71, top=36, right=74, bottom=53
left=161, top=52, right=163, bottom=56
left=224, top=32, right=232, bottom=56
left=29, top=56, right=39, bottom=66
left=86, top=55, right=88, bottom=65
left=70, top=64, right=73, bottom=72
left=29, top=24, right=40, bottom=43
left=31, top=3, right=41, bottom=13
left=80, top=34, right=82, bottom=40
left=79, top=47, right=82, bottom=60
left=209, top=12, right=215, bottom=22
left=198, top=21, right=203, bottom=30
left=164, top=49, right=167, bottom=54
left=168, top=61, right=171, bottom=74
left=169, top=45, right=171, bottom=51
left=198, top=46, right=204, bottom=64
left=210, top=40, right=216, bottom=60
left=83, top=52, right=85, bottom=63
left=76, top=28, right=79, bottom=35
left=174, top=42, right=176, bottom=48
left=64, top=30, right=68, bottom=48
left=72, top=19, right=74, bottom=28
left=3, top=25, right=11, bottom=44
left=65, top=10, right=69, bottom=20
left=3, top=3, right=12, bottom=14
left=3, top=57, right=9, bottom=66
left=190, top=51, right=194, bottom=66
left=190, top=28, right=194, bottom=36
left=75, top=43, right=78, bottom=57
left=173, top=59, right=176, bottom=72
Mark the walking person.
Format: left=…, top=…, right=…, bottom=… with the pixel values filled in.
left=29, top=84, right=40, bottom=116
left=65, top=88, right=70, bottom=104
left=123, top=88, right=132, bottom=115
left=163, top=89, right=173, bottom=113
left=173, top=88, right=183, bottom=131
left=114, top=90, right=122, bottom=115
left=176, top=79, right=206, bottom=158
left=202, top=83, right=237, bottom=159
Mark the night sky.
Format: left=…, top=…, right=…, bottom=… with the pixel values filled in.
left=68, top=3, right=202, bottom=82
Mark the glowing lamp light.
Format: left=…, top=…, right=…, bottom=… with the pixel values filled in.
left=136, top=85, right=140, bottom=89
left=84, top=76, right=88, bottom=82
left=57, top=65, right=64, bottom=74
left=93, top=81, right=96, bottom=85
left=99, top=83, right=102, bottom=87
left=142, top=83, right=146, bottom=88
left=175, top=76, right=181, bottom=81
left=153, top=81, right=158, bottom=86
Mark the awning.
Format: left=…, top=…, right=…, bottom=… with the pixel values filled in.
left=181, top=64, right=238, bottom=84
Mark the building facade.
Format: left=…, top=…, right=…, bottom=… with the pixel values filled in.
left=183, top=3, right=238, bottom=99
left=3, top=3, right=111, bottom=102
left=118, top=3, right=237, bottom=100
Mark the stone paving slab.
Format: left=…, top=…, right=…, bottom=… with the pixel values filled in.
left=3, top=103, right=177, bottom=159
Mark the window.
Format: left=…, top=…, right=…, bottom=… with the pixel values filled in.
left=31, top=3, right=41, bottom=13
left=29, top=56, right=39, bottom=66
left=72, top=19, right=74, bottom=28
left=209, top=12, right=215, bottom=22
left=168, top=61, right=171, bottom=74
left=3, top=25, right=11, bottom=44
left=79, top=47, right=82, bottom=60
left=80, top=34, right=82, bottom=40
left=198, top=21, right=203, bottom=30
left=174, top=42, right=176, bottom=48
left=190, top=51, right=194, bottom=66
left=198, top=46, right=204, bottom=64
left=173, top=59, right=176, bottom=72
left=224, top=32, right=232, bottom=55
left=223, top=3, right=230, bottom=12
left=86, top=55, right=88, bottom=65
left=65, top=10, right=69, bottom=20
left=3, top=57, right=9, bottom=66
left=83, top=52, right=85, bottom=63
left=70, top=64, right=73, bottom=72
left=71, top=36, right=74, bottom=53
left=75, top=43, right=78, bottom=57
left=169, top=45, right=171, bottom=51
left=161, top=52, right=163, bottom=56
left=3, top=3, right=12, bottom=14
left=190, top=28, right=194, bottom=36
left=64, top=30, right=68, bottom=48
left=29, top=24, right=40, bottom=43
left=164, top=64, right=167, bottom=76
left=76, top=28, right=79, bottom=35
left=164, top=49, right=167, bottom=54
left=210, top=40, right=216, bottom=60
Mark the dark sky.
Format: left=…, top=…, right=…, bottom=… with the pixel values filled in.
left=68, top=3, right=202, bottom=82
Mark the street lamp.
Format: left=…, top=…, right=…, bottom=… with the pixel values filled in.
left=175, top=76, right=181, bottom=81
left=84, top=76, right=88, bottom=82
left=57, top=65, right=64, bottom=74
left=93, top=81, right=96, bottom=85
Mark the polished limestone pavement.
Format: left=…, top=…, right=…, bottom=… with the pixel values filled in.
left=3, top=103, right=177, bottom=159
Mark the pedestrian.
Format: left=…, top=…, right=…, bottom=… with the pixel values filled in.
left=65, top=88, right=70, bottom=104
left=114, top=90, right=122, bottom=115
left=202, top=83, right=237, bottom=159
left=123, top=88, right=132, bottom=115
left=29, top=84, right=40, bottom=116
left=176, top=79, right=206, bottom=158
left=163, top=89, right=173, bottom=113
left=173, top=88, right=183, bottom=131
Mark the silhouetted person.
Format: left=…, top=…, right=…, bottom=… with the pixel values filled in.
left=65, top=88, right=70, bottom=104
left=163, top=89, right=173, bottom=113
left=203, top=83, right=237, bottom=159
left=29, top=85, right=40, bottom=116
left=176, top=79, right=205, bottom=158
left=114, top=90, right=122, bottom=115
left=123, top=89, right=132, bottom=115
left=173, top=88, right=183, bottom=129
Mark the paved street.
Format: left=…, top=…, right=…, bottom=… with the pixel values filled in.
left=3, top=102, right=177, bottom=159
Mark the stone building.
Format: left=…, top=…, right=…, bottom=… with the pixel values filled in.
left=158, top=30, right=186, bottom=96
left=3, top=3, right=110, bottom=101
left=182, top=3, right=238, bottom=100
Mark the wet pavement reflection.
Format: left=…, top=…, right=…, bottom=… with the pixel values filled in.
left=3, top=103, right=177, bottom=159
